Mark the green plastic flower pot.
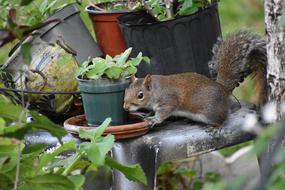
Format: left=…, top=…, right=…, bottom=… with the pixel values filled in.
left=77, top=78, right=130, bottom=126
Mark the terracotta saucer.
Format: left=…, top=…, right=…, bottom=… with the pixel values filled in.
left=64, top=114, right=150, bottom=140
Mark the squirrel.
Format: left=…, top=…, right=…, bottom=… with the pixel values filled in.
left=123, top=31, right=267, bottom=127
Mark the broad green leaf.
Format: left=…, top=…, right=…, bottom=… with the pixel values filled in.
left=79, top=118, right=111, bottom=141
left=80, top=135, right=114, bottom=165
left=114, top=48, right=132, bottom=66
left=22, top=143, right=46, bottom=154
left=0, top=137, right=21, bottom=173
left=129, top=52, right=142, bottom=66
left=105, top=66, right=124, bottom=79
left=86, top=61, right=107, bottom=79
left=92, top=57, right=106, bottom=65
left=21, top=42, right=32, bottom=65
left=105, top=156, right=147, bottom=185
left=0, top=173, right=13, bottom=190
left=125, top=65, right=137, bottom=76
left=2, top=125, right=33, bottom=140
left=28, top=111, right=67, bottom=140
left=0, top=96, right=24, bottom=121
left=105, top=55, right=114, bottom=64
left=40, top=140, right=76, bottom=167
left=19, top=174, right=76, bottom=190
left=142, top=56, right=150, bottom=64
left=67, top=175, right=85, bottom=190
left=156, top=162, right=173, bottom=175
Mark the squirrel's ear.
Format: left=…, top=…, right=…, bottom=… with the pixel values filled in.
left=143, top=74, right=152, bottom=90
left=130, top=75, right=137, bottom=82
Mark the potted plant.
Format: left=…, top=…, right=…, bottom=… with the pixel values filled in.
left=0, top=1, right=103, bottom=64
left=0, top=1, right=105, bottom=121
left=85, top=0, right=141, bottom=57
left=117, top=0, right=221, bottom=78
left=76, top=47, right=150, bottom=126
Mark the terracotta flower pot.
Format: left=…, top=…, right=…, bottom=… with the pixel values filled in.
left=86, top=5, right=127, bottom=57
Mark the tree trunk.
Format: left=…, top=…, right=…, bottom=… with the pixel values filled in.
left=264, top=0, right=285, bottom=120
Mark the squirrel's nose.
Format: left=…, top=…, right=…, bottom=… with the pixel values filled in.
left=123, top=103, right=129, bottom=111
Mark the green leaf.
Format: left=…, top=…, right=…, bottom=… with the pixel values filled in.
left=86, top=61, right=107, bottom=79
left=80, top=135, right=115, bottom=165
left=0, top=137, right=21, bottom=173
left=27, top=111, right=67, bottom=140
left=125, top=65, right=137, bottom=76
left=79, top=118, right=111, bottom=141
left=114, top=47, right=132, bottom=66
left=22, top=143, right=46, bottom=154
left=20, top=0, right=34, bottom=6
left=40, top=140, right=76, bottom=167
left=129, top=52, right=142, bottom=66
left=67, top=175, right=85, bottom=190
left=0, top=96, right=25, bottom=121
left=0, top=173, right=13, bottom=190
left=142, top=56, right=150, bottom=64
left=2, top=125, right=33, bottom=140
left=105, top=66, right=124, bottom=79
left=19, top=174, right=76, bottom=190
left=105, top=156, right=147, bottom=185
left=21, top=42, right=32, bottom=65
left=157, top=162, right=173, bottom=175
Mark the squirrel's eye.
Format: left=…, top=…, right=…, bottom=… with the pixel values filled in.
left=137, top=91, right=144, bottom=100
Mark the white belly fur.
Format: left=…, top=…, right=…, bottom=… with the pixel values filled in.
left=172, top=110, right=210, bottom=124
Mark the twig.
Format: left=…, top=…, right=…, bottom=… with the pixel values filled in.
left=165, top=0, right=174, bottom=19
left=88, top=0, right=107, bottom=11
left=0, top=87, right=80, bottom=95
left=13, top=73, right=26, bottom=190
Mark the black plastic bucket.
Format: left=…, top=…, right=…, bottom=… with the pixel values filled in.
left=117, top=3, right=221, bottom=77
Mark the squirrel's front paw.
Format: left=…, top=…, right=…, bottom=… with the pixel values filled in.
left=145, top=116, right=162, bottom=128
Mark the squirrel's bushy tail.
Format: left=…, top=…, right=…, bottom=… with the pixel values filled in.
left=209, top=31, right=267, bottom=105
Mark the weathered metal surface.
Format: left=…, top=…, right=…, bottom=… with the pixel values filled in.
left=24, top=105, right=256, bottom=190
left=111, top=107, right=256, bottom=190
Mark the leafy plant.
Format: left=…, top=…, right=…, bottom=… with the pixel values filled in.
left=0, top=0, right=78, bottom=47
left=89, top=0, right=142, bottom=11
left=142, top=0, right=211, bottom=21
left=77, top=47, right=150, bottom=80
left=0, top=95, right=147, bottom=190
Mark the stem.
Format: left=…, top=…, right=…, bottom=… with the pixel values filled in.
left=165, top=0, right=174, bottom=19
left=13, top=73, right=25, bottom=190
